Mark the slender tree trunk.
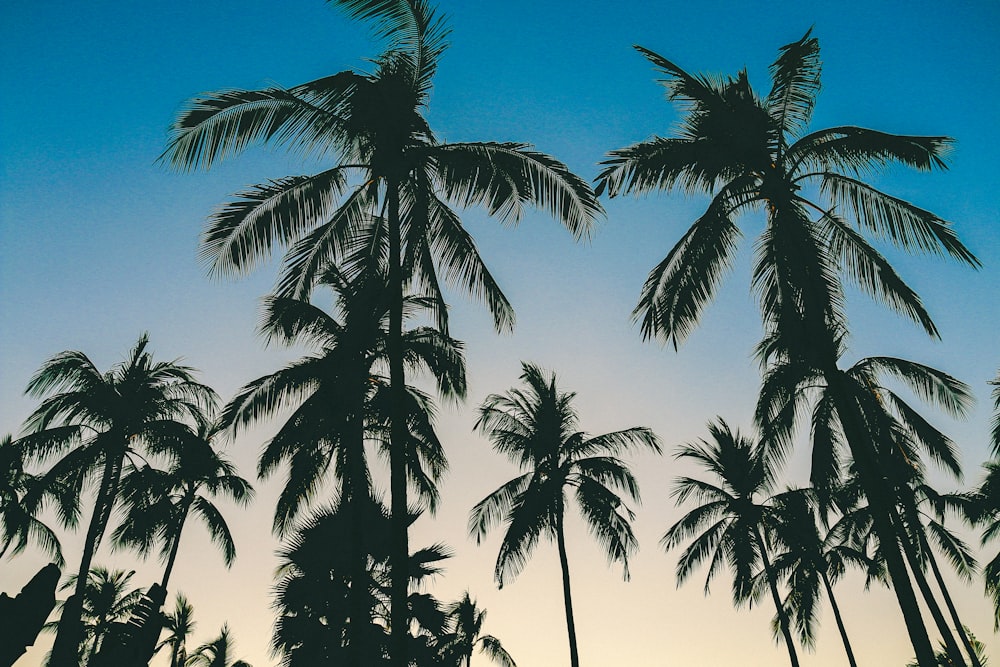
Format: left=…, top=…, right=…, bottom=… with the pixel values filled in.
left=820, top=571, right=858, bottom=667
left=828, top=375, right=938, bottom=667
left=554, top=507, right=580, bottom=667
left=50, top=455, right=120, bottom=667
left=160, top=501, right=192, bottom=591
left=755, top=527, right=800, bottom=667
left=899, top=531, right=968, bottom=666
left=347, top=401, right=370, bottom=666
left=925, top=547, right=982, bottom=667
left=387, top=178, right=409, bottom=667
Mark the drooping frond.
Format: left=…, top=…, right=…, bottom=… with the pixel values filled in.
left=789, top=127, right=953, bottom=176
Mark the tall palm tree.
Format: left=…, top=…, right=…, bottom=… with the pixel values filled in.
left=597, top=29, right=977, bottom=665
left=437, top=592, right=516, bottom=667
left=186, top=625, right=252, bottom=667
left=0, top=434, right=64, bottom=565
left=17, top=334, right=216, bottom=667
left=221, top=262, right=463, bottom=664
left=156, top=593, right=196, bottom=667
left=470, top=362, right=659, bottom=667
left=662, top=420, right=799, bottom=667
left=162, top=1, right=601, bottom=661
left=767, top=488, right=871, bottom=667
left=759, top=349, right=973, bottom=665
left=112, top=422, right=254, bottom=591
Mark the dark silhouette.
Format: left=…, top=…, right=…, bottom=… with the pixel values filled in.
left=0, top=563, right=60, bottom=667
left=89, top=582, right=166, bottom=667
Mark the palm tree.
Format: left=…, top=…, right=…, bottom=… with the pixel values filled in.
left=437, top=592, right=515, bottom=667
left=221, top=263, right=463, bottom=664
left=16, top=334, right=216, bottom=667
left=767, top=488, right=872, bottom=667
left=662, top=419, right=799, bottom=667
left=156, top=593, right=196, bottom=667
left=0, top=434, right=64, bottom=565
left=470, top=362, right=659, bottom=667
left=759, top=350, right=973, bottom=665
left=51, top=567, right=144, bottom=665
left=971, top=460, right=1000, bottom=629
left=186, top=625, right=252, bottom=667
left=162, top=2, right=601, bottom=661
left=272, top=498, right=451, bottom=666
left=597, top=29, right=977, bottom=665
left=112, top=422, right=254, bottom=591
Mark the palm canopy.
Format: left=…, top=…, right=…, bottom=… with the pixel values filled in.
left=596, top=30, right=978, bottom=355
left=470, top=362, right=661, bottom=586
left=155, top=593, right=196, bottom=667
left=438, top=592, right=516, bottom=667
left=161, top=0, right=601, bottom=329
left=187, top=624, right=252, bottom=667
left=220, top=265, right=465, bottom=534
left=0, top=433, right=66, bottom=565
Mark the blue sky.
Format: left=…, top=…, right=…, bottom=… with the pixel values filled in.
left=2, top=1, right=998, bottom=665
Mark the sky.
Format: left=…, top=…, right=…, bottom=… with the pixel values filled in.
left=1, top=0, right=999, bottom=665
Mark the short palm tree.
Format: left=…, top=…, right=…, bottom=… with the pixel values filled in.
left=767, top=488, right=871, bottom=667
left=162, top=1, right=601, bottom=661
left=662, top=419, right=799, bottom=667
left=156, top=593, right=196, bottom=667
left=597, top=29, right=978, bottom=666
left=51, top=567, right=144, bottom=665
left=437, top=592, right=516, bottom=667
left=470, top=362, right=659, bottom=667
left=186, top=624, right=251, bottom=667
left=112, top=422, right=254, bottom=591
left=971, top=460, right=1000, bottom=629
left=17, top=334, right=216, bottom=667
left=0, top=434, right=64, bottom=565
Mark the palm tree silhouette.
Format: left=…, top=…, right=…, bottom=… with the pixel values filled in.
left=969, top=459, right=1000, bottom=629
left=662, top=419, right=799, bottom=667
left=155, top=593, right=196, bottom=667
left=767, top=488, right=871, bottom=667
left=16, top=334, right=216, bottom=667
left=598, top=29, right=978, bottom=665
left=0, top=434, right=65, bottom=566
left=187, top=624, right=252, bottom=667
left=437, top=591, right=516, bottom=667
left=50, top=567, right=144, bottom=665
left=162, top=1, right=600, bottom=659
left=470, top=362, right=659, bottom=667
left=112, top=422, right=254, bottom=591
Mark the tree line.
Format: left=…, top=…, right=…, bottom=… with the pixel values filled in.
left=2, top=1, right=997, bottom=666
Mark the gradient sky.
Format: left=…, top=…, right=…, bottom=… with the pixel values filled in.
left=2, top=1, right=999, bottom=665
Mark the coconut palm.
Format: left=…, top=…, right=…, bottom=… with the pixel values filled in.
left=470, top=362, right=659, bottom=667
left=112, top=422, right=254, bottom=591
left=162, top=1, right=600, bottom=660
left=662, top=419, right=799, bottom=667
left=156, top=593, right=196, bottom=667
left=272, top=498, right=451, bottom=666
left=598, top=29, right=977, bottom=665
left=767, top=488, right=872, bottom=667
left=0, top=434, right=65, bottom=565
left=969, top=460, right=1000, bottom=628
left=17, top=334, right=216, bottom=667
left=186, top=625, right=252, bottom=667
left=437, top=592, right=515, bottom=667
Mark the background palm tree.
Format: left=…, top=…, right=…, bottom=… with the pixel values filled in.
left=16, top=334, right=216, bottom=667
left=661, top=419, right=799, bottom=667
left=470, top=361, right=659, bottom=667
left=0, top=434, right=64, bottom=566
left=161, top=1, right=600, bottom=660
left=597, top=28, right=977, bottom=666
left=437, top=591, right=516, bottom=667
left=112, top=422, right=254, bottom=591
left=187, top=624, right=252, bottom=667
left=156, top=593, right=196, bottom=667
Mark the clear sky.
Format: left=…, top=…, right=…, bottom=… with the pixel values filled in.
left=2, top=1, right=998, bottom=665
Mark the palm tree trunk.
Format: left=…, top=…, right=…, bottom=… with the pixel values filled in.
left=50, top=456, right=119, bottom=667
left=347, top=408, right=370, bottom=666
left=828, top=375, right=938, bottom=667
left=925, top=547, right=982, bottom=667
left=820, top=571, right=858, bottom=667
left=898, top=531, right=968, bottom=666
left=754, top=527, right=800, bottom=667
left=387, top=178, right=409, bottom=667
left=160, top=501, right=192, bottom=591
left=554, top=509, right=580, bottom=667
